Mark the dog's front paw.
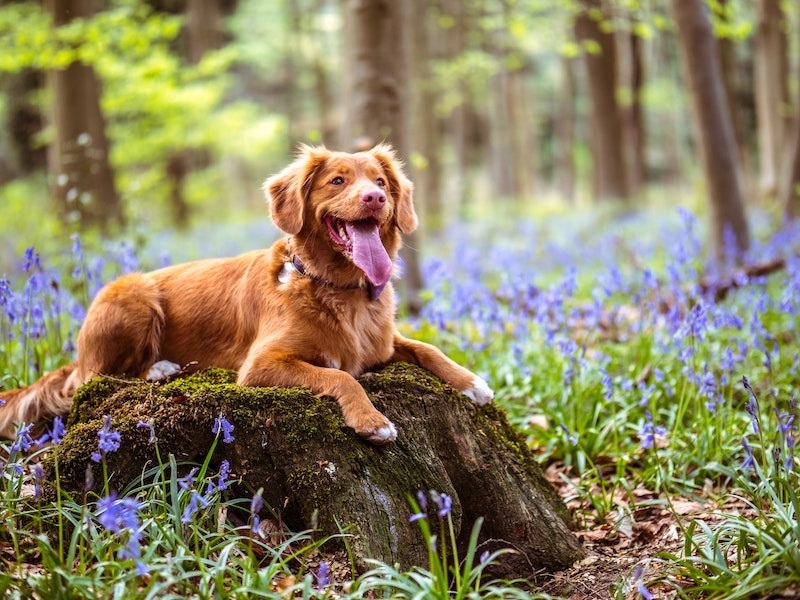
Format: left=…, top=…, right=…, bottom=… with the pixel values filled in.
left=146, top=360, right=182, bottom=382
left=352, top=411, right=397, bottom=445
left=461, top=376, right=494, bottom=405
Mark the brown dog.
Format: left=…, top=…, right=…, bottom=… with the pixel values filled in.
left=0, top=144, right=493, bottom=443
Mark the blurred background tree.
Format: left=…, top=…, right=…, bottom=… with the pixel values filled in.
left=0, top=0, right=798, bottom=273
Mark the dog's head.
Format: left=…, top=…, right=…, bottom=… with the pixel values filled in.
left=264, top=144, right=417, bottom=291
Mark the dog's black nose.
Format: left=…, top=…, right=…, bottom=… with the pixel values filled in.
left=362, top=190, right=386, bottom=210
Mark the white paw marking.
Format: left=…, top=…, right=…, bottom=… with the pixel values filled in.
left=146, top=360, right=182, bottom=382
left=462, top=376, right=494, bottom=405
left=368, top=421, right=397, bottom=444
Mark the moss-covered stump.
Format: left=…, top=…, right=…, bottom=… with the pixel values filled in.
left=52, top=362, right=583, bottom=578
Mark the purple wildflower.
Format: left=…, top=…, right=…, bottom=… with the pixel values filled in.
left=433, top=492, right=452, bottom=518
left=9, top=422, right=35, bottom=454
left=743, top=377, right=760, bottom=435
left=250, top=489, right=264, bottom=533
left=638, top=412, right=667, bottom=450
left=31, top=463, right=45, bottom=501
left=36, top=416, right=66, bottom=446
left=181, top=490, right=210, bottom=523
left=96, top=491, right=144, bottom=566
left=178, top=467, right=198, bottom=491
left=631, top=564, right=654, bottom=600
left=212, top=413, right=235, bottom=443
left=92, top=415, right=121, bottom=462
left=315, top=561, right=330, bottom=588
left=217, top=460, right=231, bottom=491
left=741, top=438, right=755, bottom=470
left=136, top=420, right=157, bottom=444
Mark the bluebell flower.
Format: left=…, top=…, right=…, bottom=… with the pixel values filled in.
left=250, top=488, right=264, bottom=533
left=181, top=490, right=210, bottom=523
left=429, top=490, right=452, bottom=518
left=31, top=463, right=45, bottom=501
left=9, top=422, right=35, bottom=454
left=638, top=412, right=667, bottom=450
left=600, top=369, right=613, bottom=400
left=136, top=420, right=157, bottom=444
left=96, top=491, right=145, bottom=566
left=178, top=467, right=198, bottom=491
left=92, top=415, right=121, bottom=462
left=315, top=561, right=330, bottom=588
left=741, top=438, right=755, bottom=470
left=49, top=416, right=65, bottom=445
left=217, top=460, right=231, bottom=491
left=212, top=413, right=235, bottom=443
left=560, top=424, right=579, bottom=445
left=23, top=247, right=41, bottom=273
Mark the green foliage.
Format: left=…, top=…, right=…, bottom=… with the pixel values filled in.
left=0, top=0, right=285, bottom=228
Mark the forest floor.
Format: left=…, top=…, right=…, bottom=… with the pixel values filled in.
left=538, top=464, right=800, bottom=600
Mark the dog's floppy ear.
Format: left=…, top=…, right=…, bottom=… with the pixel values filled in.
left=264, top=145, right=329, bottom=235
left=369, top=143, right=418, bottom=234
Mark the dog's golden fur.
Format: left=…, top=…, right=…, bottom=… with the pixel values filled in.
left=0, top=144, right=492, bottom=444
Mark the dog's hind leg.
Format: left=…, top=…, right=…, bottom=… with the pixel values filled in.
left=75, top=272, right=166, bottom=383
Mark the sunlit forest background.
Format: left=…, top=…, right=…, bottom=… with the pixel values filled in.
left=0, top=0, right=798, bottom=279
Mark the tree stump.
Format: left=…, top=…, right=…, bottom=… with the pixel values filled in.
left=50, top=363, right=584, bottom=579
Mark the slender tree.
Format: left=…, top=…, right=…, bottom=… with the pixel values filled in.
left=341, top=0, right=423, bottom=311
left=782, top=52, right=800, bottom=217
left=555, top=55, right=577, bottom=204
left=409, top=0, right=444, bottom=227
left=670, top=0, right=750, bottom=260
left=754, top=0, right=789, bottom=200
left=45, top=0, right=121, bottom=228
left=574, top=0, right=629, bottom=203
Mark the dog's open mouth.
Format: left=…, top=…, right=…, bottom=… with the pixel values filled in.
left=324, top=215, right=392, bottom=288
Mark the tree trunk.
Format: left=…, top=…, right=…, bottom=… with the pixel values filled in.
left=49, top=364, right=584, bottom=578
left=409, top=0, right=444, bottom=229
left=341, top=0, right=423, bottom=313
left=45, top=0, right=122, bottom=229
left=163, top=0, right=224, bottom=228
left=574, top=0, right=629, bottom=203
left=717, top=0, right=755, bottom=198
left=619, top=24, right=645, bottom=196
left=1, top=70, right=46, bottom=183
left=782, top=54, right=800, bottom=217
left=754, top=0, right=789, bottom=201
left=555, top=55, right=577, bottom=204
left=670, top=0, right=750, bottom=262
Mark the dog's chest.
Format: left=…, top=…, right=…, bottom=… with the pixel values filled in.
left=317, top=299, right=394, bottom=375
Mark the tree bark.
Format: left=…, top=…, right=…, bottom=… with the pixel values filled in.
left=782, top=57, right=800, bottom=217
left=754, top=0, right=789, bottom=200
left=574, top=0, right=629, bottom=203
left=341, top=0, right=423, bottom=313
left=670, top=0, right=750, bottom=261
left=408, top=0, right=444, bottom=228
left=619, top=24, right=645, bottom=196
left=555, top=55, right=577, bottom=204
left=49, top=364, right=584, bottom=578
left=717, top=0, right=755, bottom=198
left=45, top=0, right=122, bottom=229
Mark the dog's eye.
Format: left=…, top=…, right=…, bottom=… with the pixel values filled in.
left=330, top=176, right=345, bottom=185
left=376, top=178, right=386, bottom=188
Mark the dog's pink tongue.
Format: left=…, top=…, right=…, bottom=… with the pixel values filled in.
left=345, top=220, right=393, bottom=288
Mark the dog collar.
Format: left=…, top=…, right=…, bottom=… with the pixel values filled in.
left=286, top=255, right=386, bottom=301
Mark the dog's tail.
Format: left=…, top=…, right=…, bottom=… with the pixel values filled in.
left=0, top=363, right=80, bottom=439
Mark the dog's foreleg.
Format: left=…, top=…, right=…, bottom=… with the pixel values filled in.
left=391, top=334, right=494, bottom=405
left=238, top=350, right=397, bottom=444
